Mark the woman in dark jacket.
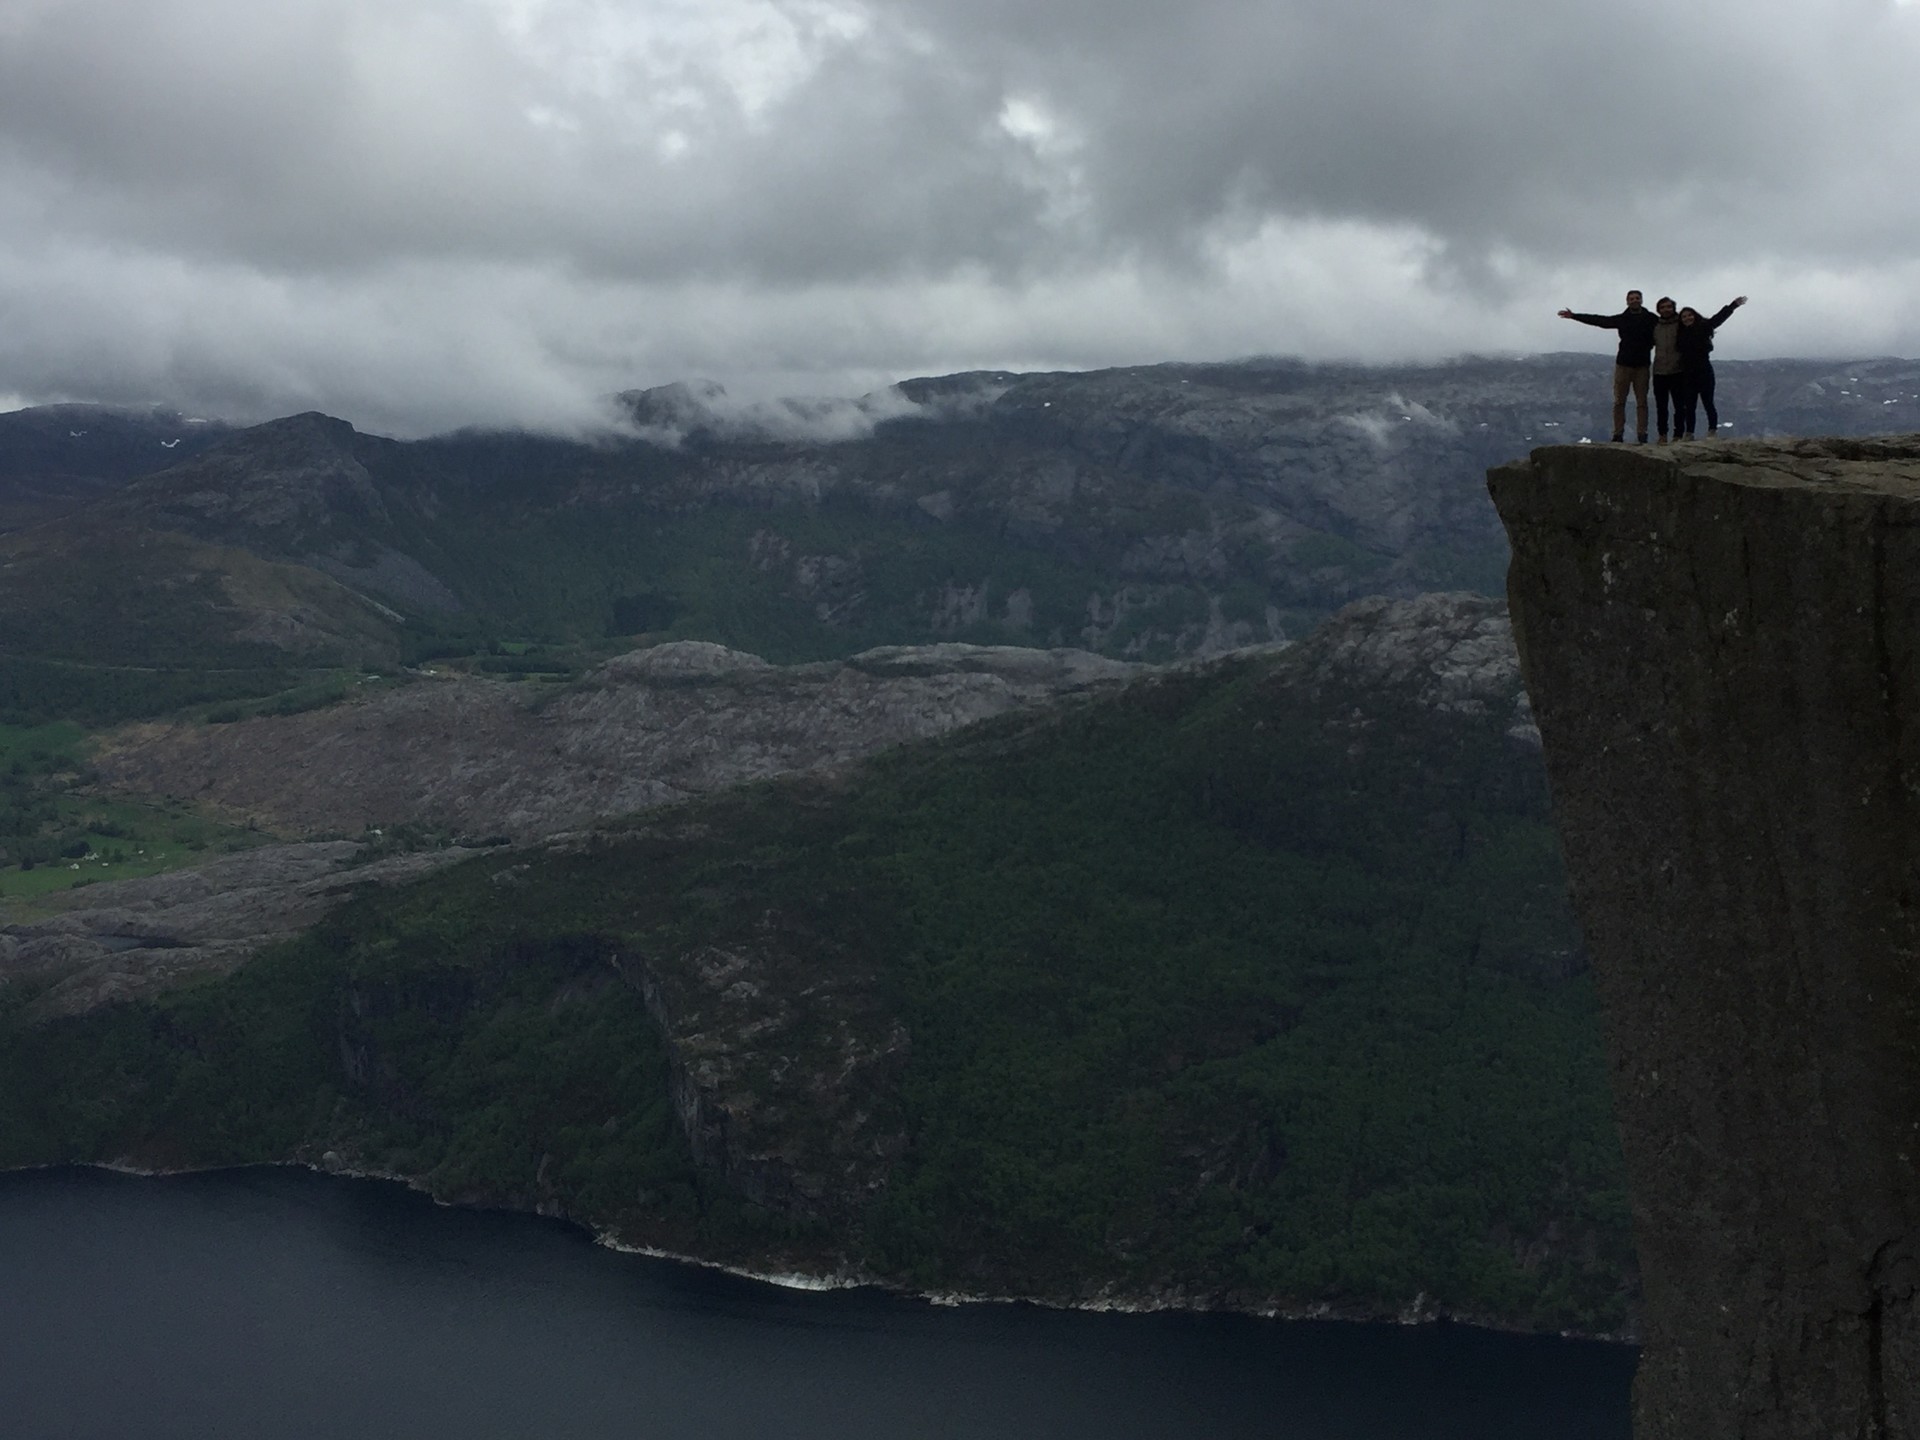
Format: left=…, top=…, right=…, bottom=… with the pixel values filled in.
left=1674, top=296, right=1747, bottom=438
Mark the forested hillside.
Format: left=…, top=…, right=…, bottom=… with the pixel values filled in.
left=0, top=597, right=1635, bottom=1335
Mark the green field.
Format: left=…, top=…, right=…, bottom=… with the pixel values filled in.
left=0, top=723, right=266, bottom=908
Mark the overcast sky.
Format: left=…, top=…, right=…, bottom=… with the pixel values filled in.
left=2, top=0, right=1918, bottom=435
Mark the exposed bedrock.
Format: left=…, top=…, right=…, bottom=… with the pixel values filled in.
left=1489, top=436, right=1920, bottom=1438
left=90, top=641, right=1145, bottom=840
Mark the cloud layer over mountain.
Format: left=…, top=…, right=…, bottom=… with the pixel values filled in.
left=3, top=0, right=1917, bottom=434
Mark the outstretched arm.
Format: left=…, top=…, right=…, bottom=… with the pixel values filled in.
left=1708, top=296, right=1747, bottom=329
left=1559, top=308, right=1619, bottom=328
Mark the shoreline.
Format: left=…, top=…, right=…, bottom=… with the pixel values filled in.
left=4, top=1156, right=1638, bottom=1346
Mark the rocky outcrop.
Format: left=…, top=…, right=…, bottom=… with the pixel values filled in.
left=116, top=412, right=384, bottom=539
left=0, top=841, right=476, bottom=1018
left=1489, top=436, right=1920, bottom=1438
left=91, top=641, right=1144, bottom=839
left=1288, top=590, right=1537, bottom=742
left=618, top=911, right=908, bottom=1223
left=100, top=412, right=463, bottom=615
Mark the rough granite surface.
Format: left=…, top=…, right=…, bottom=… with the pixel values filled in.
left=90, top=641, right=1146, bottom=840
left=0, top=842, right=475, bottom=1018
left=1290, top=591, right=1537, bottom=744
left=1490, top=435, right=1920, bottom=1439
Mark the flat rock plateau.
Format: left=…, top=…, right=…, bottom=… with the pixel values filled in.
left=1492, top=435, right=1920, bottom=1439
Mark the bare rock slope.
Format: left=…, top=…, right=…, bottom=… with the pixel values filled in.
left=0, top=842, right=476, bottom=1019
left=93, top=641, right=1144, bottom=839
left=9, top=642, right=1140, bottom=1017
left=1289, top=590, right=1537, bottom=742
left=1490, top=435, right=1920, bottom=1439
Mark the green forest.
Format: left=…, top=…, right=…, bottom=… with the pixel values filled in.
left=0, top=647, right=1634, bottom=1335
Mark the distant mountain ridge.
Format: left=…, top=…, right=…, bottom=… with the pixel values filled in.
left=2, top=354, right=1915, bottom=726
left=0, top=404, right=231, bottom=530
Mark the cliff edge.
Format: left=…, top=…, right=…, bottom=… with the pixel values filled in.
left=1490, top=436, right=1920, bottom=1438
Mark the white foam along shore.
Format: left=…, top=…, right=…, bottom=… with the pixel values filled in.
left=15, top=1157, right=1635, bottom=1343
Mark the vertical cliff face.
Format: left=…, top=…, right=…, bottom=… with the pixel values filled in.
left=1489, top=437, right=1920, bottom=1438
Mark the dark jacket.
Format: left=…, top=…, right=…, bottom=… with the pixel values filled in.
left=1674, top=302, right=1740, bottom=373
left=1567, top=306, right=1659, bottom=367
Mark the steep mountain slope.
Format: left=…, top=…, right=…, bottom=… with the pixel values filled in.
left=97, top=412, right=461, bottom=614
left=0, top=596, right=1634, bottom=1336
left=0, top=521, right=402, bottom=725
left=0, top=405, right=230, bottom=531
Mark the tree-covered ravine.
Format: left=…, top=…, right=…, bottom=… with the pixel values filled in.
left=0, top=638, right=1635, bottom=1338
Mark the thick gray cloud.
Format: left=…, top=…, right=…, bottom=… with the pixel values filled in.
left=1, top=0, right=1917, bottom=434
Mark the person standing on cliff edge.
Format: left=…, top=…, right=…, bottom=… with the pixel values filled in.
left=1557, top=290, right=1658, bottom=442
left=1674, top=296, right=1748, bottom=439
left=1648, top=297, right=1684, bottom=444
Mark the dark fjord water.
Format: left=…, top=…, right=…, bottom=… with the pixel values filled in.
left=0, top=1167, right=1631, bottom=1439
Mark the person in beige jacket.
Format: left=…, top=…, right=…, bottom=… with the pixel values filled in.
left=1648, top=297, right=1683, bottom=443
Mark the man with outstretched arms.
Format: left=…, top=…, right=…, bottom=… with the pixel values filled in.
left=1558, top=290, right=1659, bottom=442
